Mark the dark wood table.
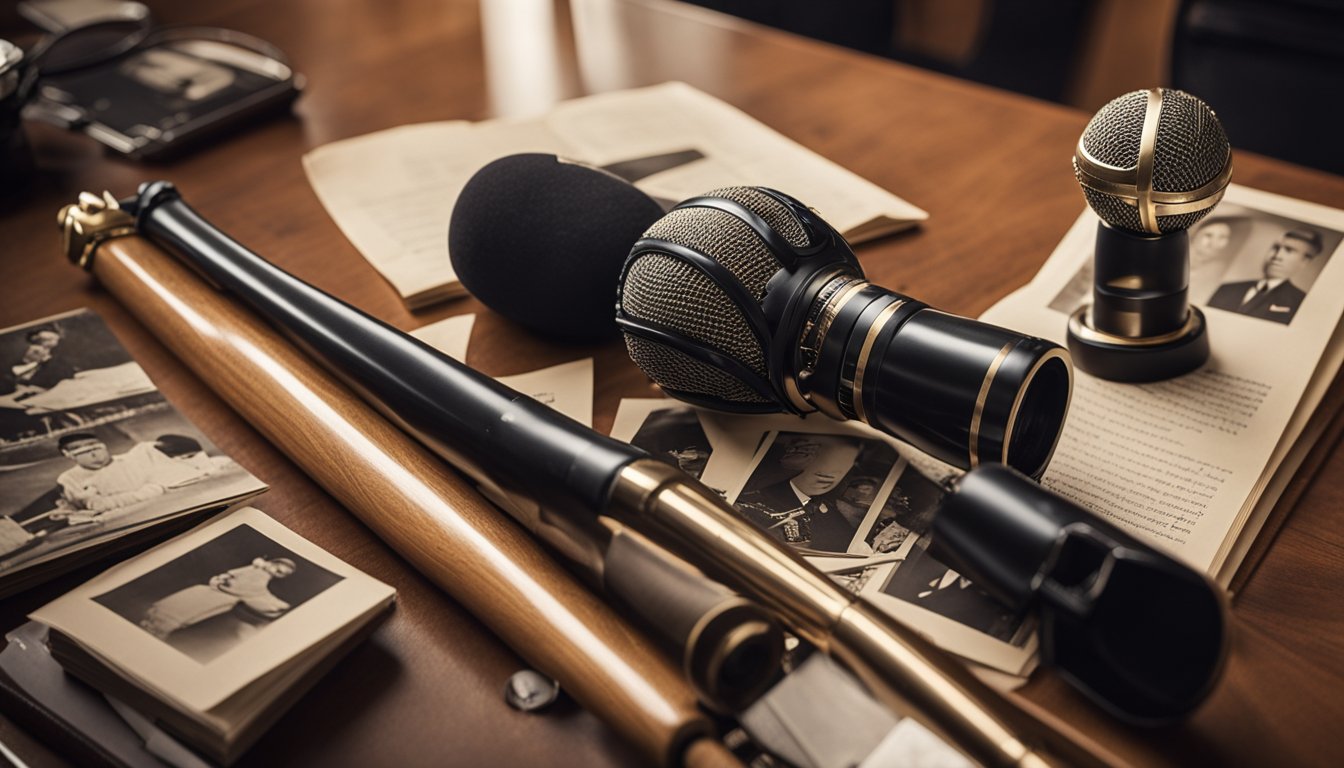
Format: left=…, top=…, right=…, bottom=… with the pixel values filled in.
left=3, top=1, right=1343, bottom=765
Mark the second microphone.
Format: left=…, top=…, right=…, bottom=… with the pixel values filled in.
left=616, top=187, right=1073, bottom=479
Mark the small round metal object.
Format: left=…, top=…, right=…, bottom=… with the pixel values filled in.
left=504, top=669, right=560, bottom=713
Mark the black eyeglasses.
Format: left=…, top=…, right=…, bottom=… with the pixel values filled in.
left=32, top=19, right=289, bottom=75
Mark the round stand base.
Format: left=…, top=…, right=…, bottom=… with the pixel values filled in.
left=1066, top=307, right=1210, bottom=382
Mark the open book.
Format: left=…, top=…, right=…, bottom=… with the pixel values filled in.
left=982, top=185, right=1344, bottom=587
left=303, top=82, right=928, bottom=309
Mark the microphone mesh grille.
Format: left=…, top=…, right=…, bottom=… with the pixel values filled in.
left=1080, top=89, right=1147, bottom=169
left=643, top=207, right=784, bottom=300
left=1080, top=188, right=1205, bottom=233
left=625, top=336, right=770, bottom=403
left=1153, top=89, right=1229, bottom=194
left=1077, top=89, right=1229, bottom=234
left=619, top=187, right=805, bottom=408
left=622, top=251, right=767, bottom=374
left=700, top=187, right=810, bottom=248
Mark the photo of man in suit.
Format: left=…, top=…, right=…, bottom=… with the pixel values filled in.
left=735, top=435, right=864, bottom=552
left=1207, top=228, right=1324, bottom=324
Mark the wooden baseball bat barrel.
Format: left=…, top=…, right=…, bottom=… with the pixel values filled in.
left=72, top=226, right=729, bottom=767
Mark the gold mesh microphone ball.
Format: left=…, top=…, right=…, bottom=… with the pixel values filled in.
left=1073, top=88, right=1232, bottom=236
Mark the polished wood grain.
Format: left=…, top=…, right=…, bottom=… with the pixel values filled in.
left=2, top=0, right=1343, bottom=766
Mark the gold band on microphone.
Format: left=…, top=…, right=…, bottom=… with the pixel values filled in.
left=800, top=277, right=870, bottom=420
left=851, top=300, right=904, bottom=425
left=968, top=343, right=1015, bottom=467
left=1135, top=88, right=1163, bottom=233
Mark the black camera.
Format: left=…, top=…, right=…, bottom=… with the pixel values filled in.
left=5, top=6, right=301, bottom=166
left=1, top=39, right=34, bottom=199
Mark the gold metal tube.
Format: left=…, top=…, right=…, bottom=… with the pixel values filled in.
left=609, top=459, right=1091, bottom=768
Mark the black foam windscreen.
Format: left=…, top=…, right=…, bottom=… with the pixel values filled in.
left=449, top=153, right=666, bottom=342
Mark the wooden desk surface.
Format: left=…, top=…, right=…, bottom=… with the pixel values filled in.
left=3, top=1, right=1343, bottom=765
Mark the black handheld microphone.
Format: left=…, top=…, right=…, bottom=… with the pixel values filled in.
left=1067, top=88, right=1232, bottom=381
left=616, top=187, right=1073, bottom=479
left=445, top=156, right=1225, bottom=726
left=934, top=464, right=1227, bottom=725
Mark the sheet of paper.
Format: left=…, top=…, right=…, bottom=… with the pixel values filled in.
left=409, top=313, right=476, bottom=361
left=981, top=185, right=1344, bottom=574
left=303, top=82, right=927, bottom=308
left=412, top=315, right=593, bottom=427
left=497, top=359, right=594, bottom=428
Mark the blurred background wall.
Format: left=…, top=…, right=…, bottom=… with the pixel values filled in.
left=678, top=0, right=1344, bottom=175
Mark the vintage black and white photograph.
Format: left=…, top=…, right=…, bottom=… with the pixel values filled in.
left=826, top=563, right=888, bottom=595
left=1047, top=203, right=1344, bottom=325
left=879, top=540, right=1029, bottom=646
left=862, top=463, right=945, bottom=555
left=93, top=524, right=343, bottom=664
left=0, top=411, right=263, bottom=573
left=0, top=311, right=265, bottom=576
left=0, top=310, right=155, bottom=443
left=30, top=507, right=396, bottom=716
left=1201, top=206, right=1343, bottom=325
left=628, top=406, right=714, bottom=479
left=733, top=430, right=898, bottom=554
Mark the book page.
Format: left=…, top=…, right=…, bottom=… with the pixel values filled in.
left=981, top=185, right=1344, bottom=573
left=303, top=121, right=563, bottom=306
left=542, top=83, right=928, bottom=234
left=303, top=82, right=927, bottom=308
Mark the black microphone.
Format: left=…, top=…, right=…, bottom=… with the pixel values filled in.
left=616, top=187, right=1073, bottom=479
left=933, top=464, right=1227, bottom=725
left=1066, top=88, right=1232, bottom=381
left=449, top=153, right=665, bottom=343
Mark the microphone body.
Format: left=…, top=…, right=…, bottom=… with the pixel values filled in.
left=617, top=188, right=1072, bottom=479
left=118, top=182, right=1078, bottom=768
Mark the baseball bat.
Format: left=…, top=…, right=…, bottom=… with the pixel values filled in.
left=57, top=190, right=742, bottom=768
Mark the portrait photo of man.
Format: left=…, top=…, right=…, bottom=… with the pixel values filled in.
left=735, top=433, right=898, bottom=553
left=1207, top=228, right=1324, bottom=324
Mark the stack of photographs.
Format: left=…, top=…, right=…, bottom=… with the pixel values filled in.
left=25, top=506, right=396, bottom=765
left=612, top=399, right=1037, bottom=678
left=0, top=310, right=267, bottom=597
